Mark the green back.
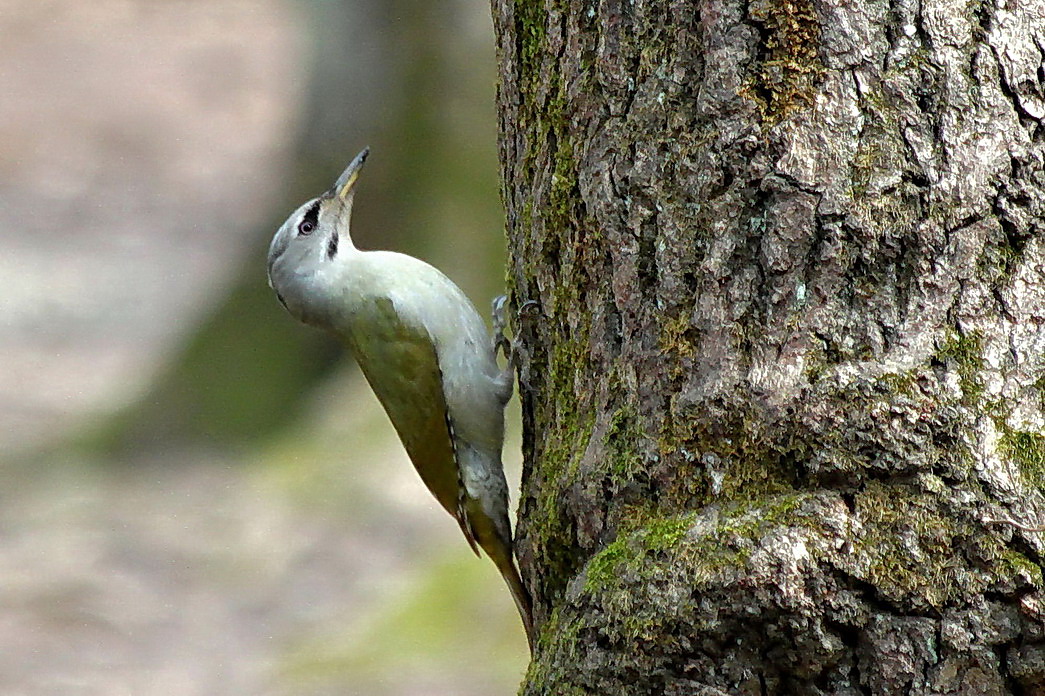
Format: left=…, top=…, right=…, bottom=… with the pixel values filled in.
left=343, top=296, right=460, bottom=517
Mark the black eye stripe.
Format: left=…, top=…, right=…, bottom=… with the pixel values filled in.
left=299, top=200, right=320, bottom=234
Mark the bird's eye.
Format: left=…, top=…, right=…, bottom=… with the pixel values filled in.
left=298, top=220, right=315, bottom=235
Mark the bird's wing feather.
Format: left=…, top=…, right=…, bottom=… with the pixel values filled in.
left=343, top=295, right=478, bottom=553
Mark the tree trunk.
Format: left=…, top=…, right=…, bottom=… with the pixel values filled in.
left=492, top=0, right=1045, bottom=693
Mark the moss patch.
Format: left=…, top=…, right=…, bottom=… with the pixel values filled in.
left=658, top=313, right=699, bottom=382
left=585, top=512, right=696, bottom=594
left=603, top=404, right=641, bottom=480
left=525, top=324, right=597, bottom=600
left=997, top=549, right=1044, bottom=588
left=528, top=405, right=594, bottom=602
left=660, top=405, right=801, bottom=506
left=577, top=494, right=823, bottom=651
left=522, top=605, right=587, bottom=695
left=935, top=329, right=986, bottom=404
left=998, top=429, right=1045, bottom=490
left=852, top=482, right=976, bottom=608
left=514, top=0, right=547, bottom=91
left=741, top=0, right=825, bottom=123
left=585, top=494, right=815, bottom=596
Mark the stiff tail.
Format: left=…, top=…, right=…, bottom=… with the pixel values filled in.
left=496, top=553, right=535, bottom=654
left=458, top=494, right=535, bottom=653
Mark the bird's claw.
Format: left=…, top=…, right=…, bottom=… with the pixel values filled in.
left=491, top=295, right=512, bottom=361
left=491, top=296, right=540, bottom=358
left=518, top=299, right=540, bottom=323
left=490, top=296, right=542, bottom=394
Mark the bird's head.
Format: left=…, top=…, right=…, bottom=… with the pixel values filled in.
left=267, top=147, right=369, bottom=326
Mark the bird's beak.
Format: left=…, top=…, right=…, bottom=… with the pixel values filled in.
left=333, top=147, right=370, bottom=201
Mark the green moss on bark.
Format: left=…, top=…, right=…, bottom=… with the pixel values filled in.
left=526, top=328, right=596, bottom=601
left=584, top=512, right=696, bottom=595
left=998, top=429, right=1045, bottom=490
left=998, top=549, right=1044, bottom=587
left=935, top=329, right=986, bottom=403
left=578, top=495, right=822, bottom=645
left=603, top=404, right=641, bottom=479
left=741, top=0, right=825, bottom=123
left=514, top=0, right=547, bottom=91
left=659, top=406, right=800, bottom=507
left=852, top=482, right=972, bottom=608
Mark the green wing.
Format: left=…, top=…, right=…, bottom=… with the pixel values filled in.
left=343, top=296, right=475, bottom=549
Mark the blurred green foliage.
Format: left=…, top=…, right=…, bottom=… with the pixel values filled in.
left=276, top=553, right=528, bottom=694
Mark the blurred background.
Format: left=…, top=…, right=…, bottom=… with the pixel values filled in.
left=0, top=1, right=528, bottom=694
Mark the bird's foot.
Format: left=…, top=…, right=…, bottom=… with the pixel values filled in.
left=491, top=296, right=540, bottom=397
left=491, top=294, right=512, bottom=362
left=491, top=296, right=540, bottom=362
left=517, top=298, right=540, bottom=326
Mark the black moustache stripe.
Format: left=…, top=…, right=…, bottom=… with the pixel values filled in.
left=327, top=231, right=339, bottom=260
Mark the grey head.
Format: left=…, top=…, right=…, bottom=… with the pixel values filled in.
left=267, top=147, right=369, bottom=326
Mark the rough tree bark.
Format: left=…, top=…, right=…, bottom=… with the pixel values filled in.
left=492, top=0, right=1045, bottom=693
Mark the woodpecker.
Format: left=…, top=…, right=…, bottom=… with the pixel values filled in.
left=266, top=148, right=533, bottom=650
